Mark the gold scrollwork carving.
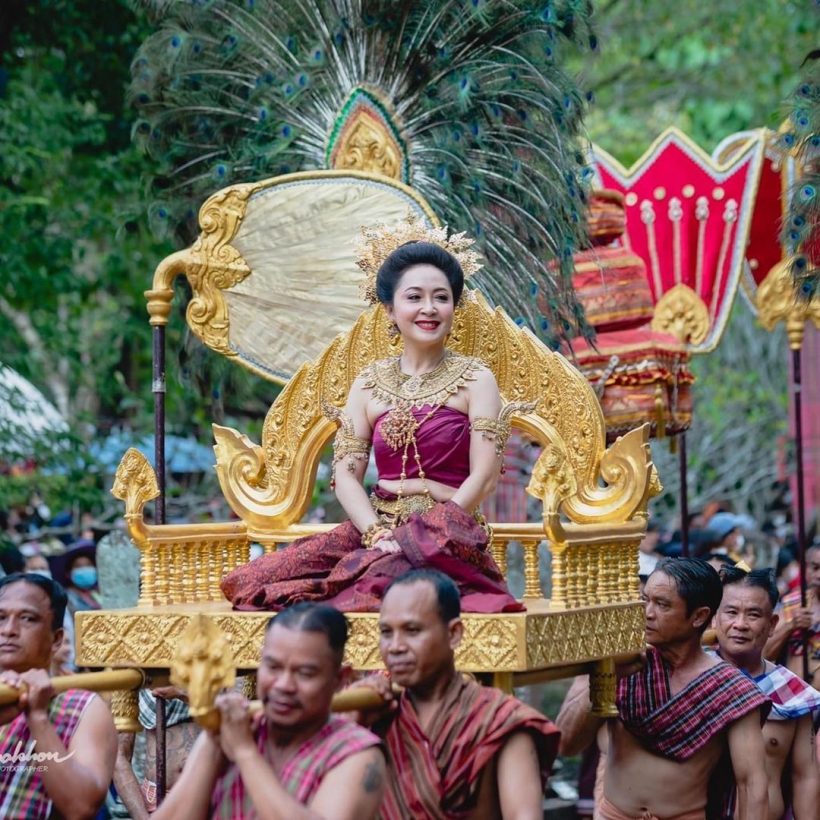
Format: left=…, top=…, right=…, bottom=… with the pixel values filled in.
left=651, top=283, right=710, bottom=345
left=111, top=449, right=159, bottom=549
left=184, top=184, right=260, bottom=354
left=563, top=425, right=658, bottom=525
left=527, top=440, right=578, bottom=516
left=332, top=115, right=404, bottom=181
left=757, top=258, right=820, bottom=350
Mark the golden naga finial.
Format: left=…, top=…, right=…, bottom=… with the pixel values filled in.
left=355, top=213, right=482, bottom=304
left=756, top=258, right=820, bottom=350
left=111, top=448, right=160, bottom=549
left=171, top=615, right=237, bottom=732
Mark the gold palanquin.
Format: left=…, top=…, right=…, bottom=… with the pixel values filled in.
left=75, top=171, right=659, bottom=727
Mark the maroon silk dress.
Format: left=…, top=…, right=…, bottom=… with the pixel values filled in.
left=220, top=406, right=521, bottom=613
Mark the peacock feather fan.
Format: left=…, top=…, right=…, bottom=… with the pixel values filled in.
left=129, top=0, right=596, bottom=344
left=780, top=51, right=820, bottom=302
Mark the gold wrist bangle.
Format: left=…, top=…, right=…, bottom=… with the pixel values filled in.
left=361, top=523, right=392, bottom=550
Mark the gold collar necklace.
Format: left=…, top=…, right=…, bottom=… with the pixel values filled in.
left=363, top=350, right=482, bottom=410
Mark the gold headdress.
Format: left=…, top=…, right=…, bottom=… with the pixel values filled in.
left=355, top=214, right=483, bottom=304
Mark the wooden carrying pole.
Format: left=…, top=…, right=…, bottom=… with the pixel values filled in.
left=0, top=669, right=145, bottom=706
left=0, top=667, right=387, bottom=714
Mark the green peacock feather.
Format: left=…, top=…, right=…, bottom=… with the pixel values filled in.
left=780, top=51, right=819, bottom=301
left=129, top=0, right=596, bottom=344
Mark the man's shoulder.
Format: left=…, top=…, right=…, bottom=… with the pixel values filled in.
left=321, top=715, right=382, bottom=759
left=52, top=688, right=96, bottom=717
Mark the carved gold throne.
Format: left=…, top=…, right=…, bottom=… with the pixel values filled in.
left=75, top=170, right=658, bottom=727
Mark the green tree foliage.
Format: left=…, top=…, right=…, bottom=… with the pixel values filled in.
left=582, top=0, right=817, bottom=161
left=0, top=1, right=270, bottom=518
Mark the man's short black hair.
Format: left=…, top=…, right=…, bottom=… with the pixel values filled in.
left=266, top=602, right=348, bottom=665
left=720, top=566, right=779, bottom=610
left=0, top=572, right=67, bottom=631
left=653, top=557, right=722, bottom=633
left=385, top=569, right=461, bottom=623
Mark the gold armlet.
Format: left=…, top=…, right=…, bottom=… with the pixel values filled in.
left=322, top=402, right=371, bottom=486
left=471, top=400, right=537, bottom=458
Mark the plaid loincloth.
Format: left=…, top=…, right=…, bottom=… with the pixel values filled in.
left=617, top=647, right=770, bottom=762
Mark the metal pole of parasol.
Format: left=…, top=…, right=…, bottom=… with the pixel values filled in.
left=145, top=256, right=187, bottom=801
left=678, top=433, right=689, bottom=557
left=757, top=258, right=820, bottom=682
left=791, top=345, right=810, bottom=683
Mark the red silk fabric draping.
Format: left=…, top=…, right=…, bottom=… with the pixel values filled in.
left=221, top=500, right=522, bottom=613
left=372, top=405, right=471, bottom=486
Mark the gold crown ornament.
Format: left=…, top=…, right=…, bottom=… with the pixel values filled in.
left=355, top=213, right=483, bottom=304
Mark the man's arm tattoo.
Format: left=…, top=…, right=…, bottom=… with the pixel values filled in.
left=361, top=758, right=383, bottom=794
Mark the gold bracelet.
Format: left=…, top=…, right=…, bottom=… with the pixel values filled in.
left=361, top=523, right=392, bottom=550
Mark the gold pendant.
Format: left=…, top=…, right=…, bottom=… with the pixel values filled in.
left=380, top=402, right=419, bottom=451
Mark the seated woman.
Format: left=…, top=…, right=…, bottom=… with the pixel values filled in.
left=221, top=224, right=524, bottom=613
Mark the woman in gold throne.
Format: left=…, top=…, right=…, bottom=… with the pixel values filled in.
left=221, top=221, right=523, bottom=613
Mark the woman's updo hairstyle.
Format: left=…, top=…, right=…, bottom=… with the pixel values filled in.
left=375, top=241, right=465, bottom=306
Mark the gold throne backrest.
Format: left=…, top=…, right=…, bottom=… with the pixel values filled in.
left=213, top=289, right=657, bottom=542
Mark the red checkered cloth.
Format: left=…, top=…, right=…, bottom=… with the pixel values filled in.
left=617, top=647, right=770, bottom=762
left=746, top=661, right=820, bottom=721
left=210, top=715, right=380, bottom=819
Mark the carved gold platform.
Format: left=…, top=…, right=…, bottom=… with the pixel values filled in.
left=75, top=170, right=658, bottom=721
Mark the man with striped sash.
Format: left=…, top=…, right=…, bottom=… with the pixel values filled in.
left=557, top=558, right=769, bottom=820
left=0, top=572, right=116, bottom=819
left=355, top=568, right=560, bottom=819
left=715, top=567, right=820, bottom=820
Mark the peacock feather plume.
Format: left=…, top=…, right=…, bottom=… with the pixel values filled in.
left=129, top=0, right=596, bottom=345
left=780, top=50, right=820, bottom=302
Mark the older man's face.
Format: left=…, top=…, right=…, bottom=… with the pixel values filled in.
left=715, top=583, right=775, bottom=662
left=256, top=624, right=342, bottom=733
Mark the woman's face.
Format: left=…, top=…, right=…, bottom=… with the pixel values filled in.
left=386, top=265, right=455, bottom=348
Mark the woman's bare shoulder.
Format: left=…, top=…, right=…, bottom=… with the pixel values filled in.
left=462, top=357, right=499, bottom=391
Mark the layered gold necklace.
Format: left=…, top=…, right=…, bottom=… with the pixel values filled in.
left=361, top=350, right=481, bottom=503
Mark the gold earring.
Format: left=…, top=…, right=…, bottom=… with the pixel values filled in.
left=388, top=322, right=399, bottom=338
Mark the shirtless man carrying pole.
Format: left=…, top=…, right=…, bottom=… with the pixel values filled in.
left=557, top=557, right=770, bottom=820
left=715, top=566, right=819, bottom=820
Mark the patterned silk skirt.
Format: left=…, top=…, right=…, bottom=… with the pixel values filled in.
left=220, top=500, right=522, bottom=613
